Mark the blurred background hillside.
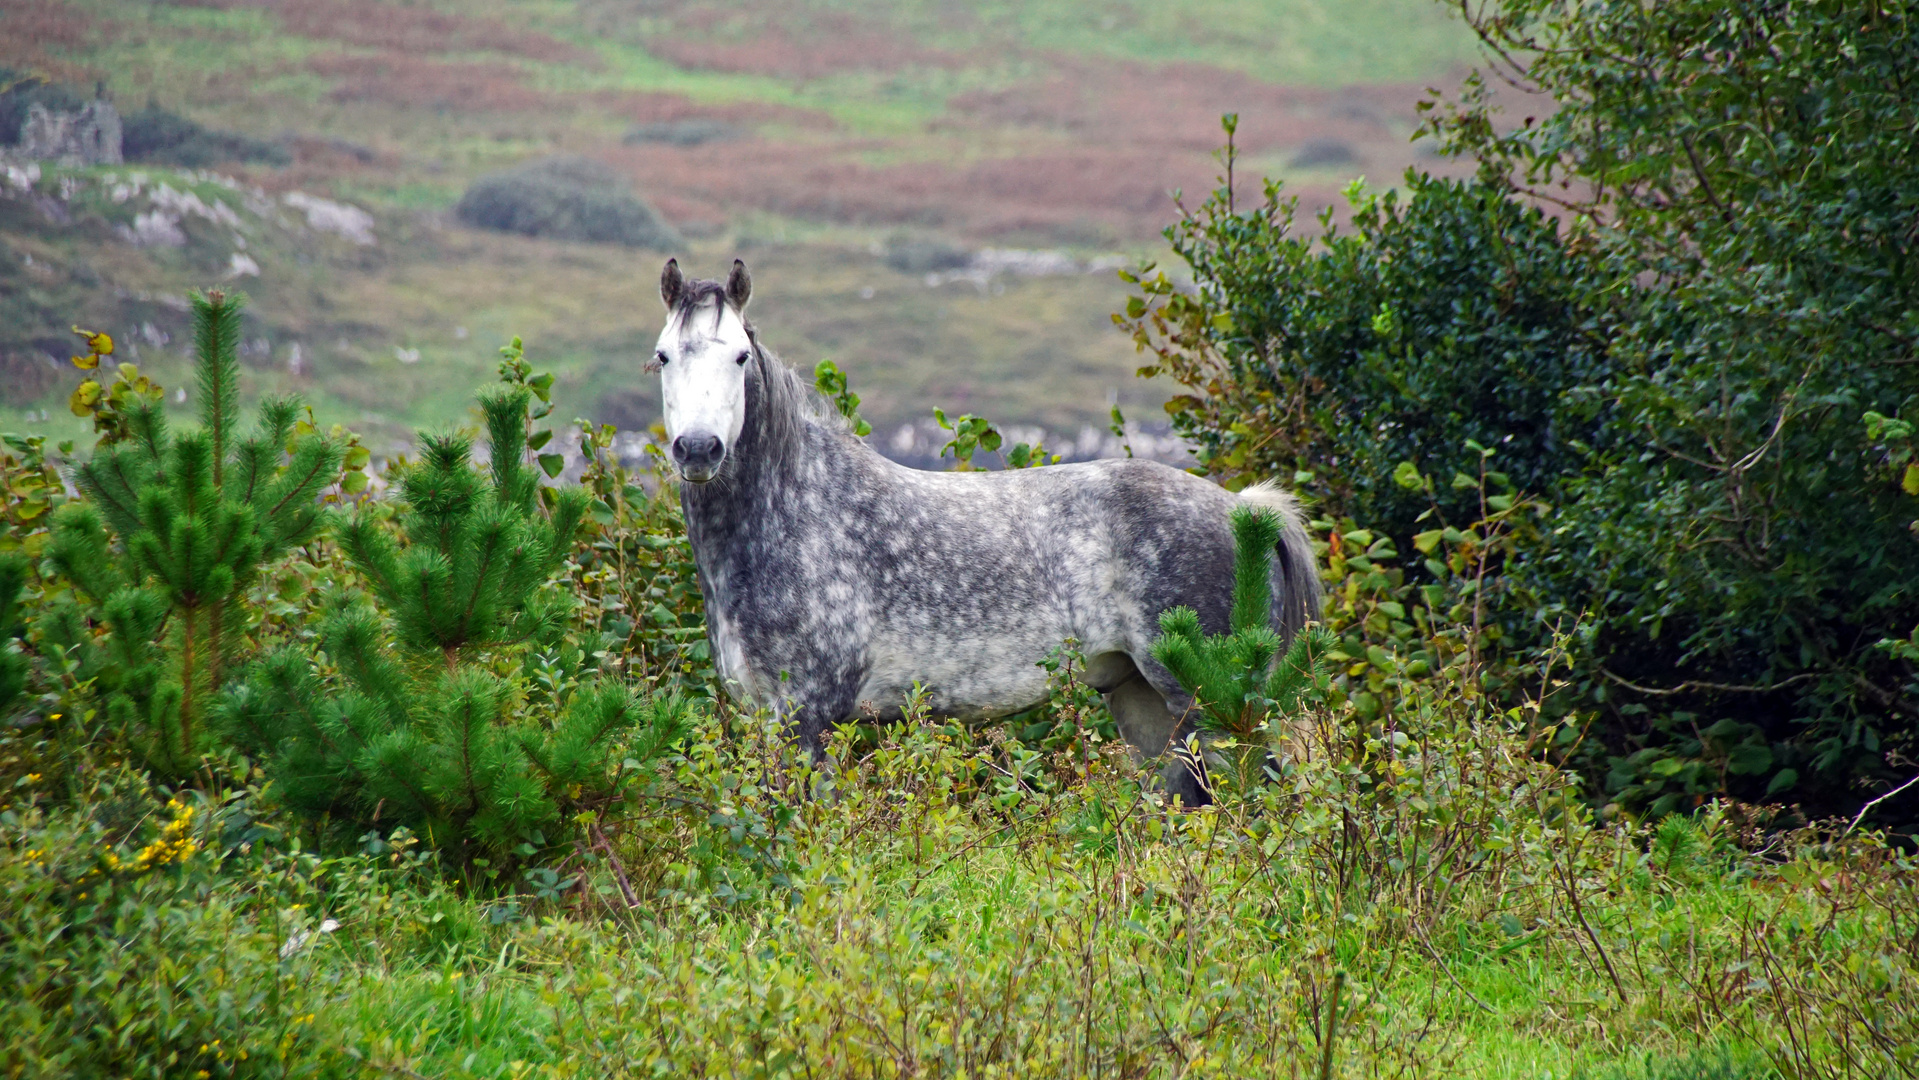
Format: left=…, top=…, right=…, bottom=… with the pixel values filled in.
left=0, top=0, right=1480, bottom=462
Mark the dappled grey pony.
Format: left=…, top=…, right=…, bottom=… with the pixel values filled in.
left=650, top=259, right=1321, bottom=802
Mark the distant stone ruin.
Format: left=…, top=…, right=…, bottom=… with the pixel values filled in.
left=9, top=100, right=122, bottom=167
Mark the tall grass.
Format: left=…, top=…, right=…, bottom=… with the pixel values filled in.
left=8, top=670, right=1913, bottom=1078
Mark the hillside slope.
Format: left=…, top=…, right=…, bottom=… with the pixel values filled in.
left=1, top=0, right=1479, bottom=452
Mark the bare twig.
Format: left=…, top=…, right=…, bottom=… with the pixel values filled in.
left=1843, top=772, right=1919, bottom=837
left=588, top=819, right=641, bottom=909
left=1599, top=668, right=1817, bottom=697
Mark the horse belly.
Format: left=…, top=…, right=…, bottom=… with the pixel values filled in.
left=857, top=624, right=1064, bottom=721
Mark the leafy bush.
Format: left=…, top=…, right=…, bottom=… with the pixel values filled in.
left=0, top=554, right=26, bottom=716
left=1438, top=0, right=1919, bottom=822
left=1122, top=0, right=1919, bottom=824
left=1, top=768, right=348, bottom=1078
left=455, top=156, right=681, bottom=249
left=1124, top=167, right=1609, bottom=541
left=120, top=103, right=291, bottom=167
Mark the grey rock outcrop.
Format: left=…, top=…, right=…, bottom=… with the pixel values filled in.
left=12, top=100, right=122, bottom=166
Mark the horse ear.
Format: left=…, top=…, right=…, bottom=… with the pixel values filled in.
left=660, top=258, right=684, bottom=309
left=726, top=259, right=752, bottom=312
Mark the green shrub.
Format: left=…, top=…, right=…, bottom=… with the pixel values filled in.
left=120, top=103, right=290, bottom=167
left=0, top=554, right=26, bottom=717
left=1151, top=504, right=1333, bottom=796
left=1122, top=0, right=1919, bottom=823
left=44, top=291, right=342, bottom=775
left=0, top=775, right=347, bottom=1078
left=883, top=231, right=970, bottom=274
left=218, top=346, right=687, bottom=861
left=455, top=156, right=681, bottom=249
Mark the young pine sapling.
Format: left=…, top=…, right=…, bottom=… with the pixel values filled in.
left=46, top=291, right=342, bottom=773
left=1151, top=504, right=1332, bottom=797
left=221, top=365, right=688, bottom=861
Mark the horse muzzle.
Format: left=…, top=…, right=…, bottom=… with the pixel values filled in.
left=672, top=432, right=726, bottom=483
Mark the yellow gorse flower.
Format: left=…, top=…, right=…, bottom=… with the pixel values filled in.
left=94, top=797, right=201, bottom=879
left=132, top=796, right=200, bottom=871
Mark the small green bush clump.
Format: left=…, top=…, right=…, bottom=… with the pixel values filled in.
left=883, top=232, right=970, bottom=274
left=120, top=103, right=290, bottom=167
left=622, top=119, right=739, bottom=147
left=0, top=554, right=27, bottom=715
left=455, top=156, right=681, bottom=249
left=1152, top=504, right=1333, bottom=796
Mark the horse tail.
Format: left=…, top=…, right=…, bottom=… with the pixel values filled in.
left=1236, top=481, right=1323, bottom=639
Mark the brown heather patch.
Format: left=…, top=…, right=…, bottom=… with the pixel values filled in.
left=627, top=1, right=956, bottom=81
left=646, top=22, right=957, bottom=81
left=947, top=57, right=1428, bottom=157
left=178, top=0, right=593, bottom=65
left=309, top=53, right=559, bottom=112
left=592, top=55, right=1464, bottom=242
left=593, top=90, right=833, bottom=130
left=0, top=0, right=108, bottom=80
left=605, top=140, right=1346, bottom=242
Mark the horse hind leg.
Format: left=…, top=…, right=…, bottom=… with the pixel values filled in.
left=1086, top=652, right=1211, bottom=807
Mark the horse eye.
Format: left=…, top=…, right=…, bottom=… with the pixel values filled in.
left=735, top=350, right=751, bottom=366
left=653, top=350, right=668, bottom=367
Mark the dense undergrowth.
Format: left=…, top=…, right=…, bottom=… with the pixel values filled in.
left=1, top=309, right=1915, bottom=1079
left=7, top=666, right=1917, bottom=1077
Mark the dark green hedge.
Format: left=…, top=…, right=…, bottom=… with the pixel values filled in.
left=1125, top=0, right=1919, bottom=826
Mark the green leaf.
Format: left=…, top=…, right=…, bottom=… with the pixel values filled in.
left=1765, top=768, right=1799, bottom=796
left=527, top=429, right=554, bottom=451
left=537, top=453, right=566, bottom=478
left=1392, top=461, right=1425, bottom=491
left=1725, top=743, right=1773, bottom=776
left=1412, top=530, right=1443, bottom=554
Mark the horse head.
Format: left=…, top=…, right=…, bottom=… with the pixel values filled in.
left=652, top=258, right=755, bottom=484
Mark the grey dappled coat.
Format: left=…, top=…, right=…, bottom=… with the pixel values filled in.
left=669, top=281, right=1322, bottom=795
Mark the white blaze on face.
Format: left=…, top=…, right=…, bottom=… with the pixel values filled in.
left=655, top=297, right=753, bottom=482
